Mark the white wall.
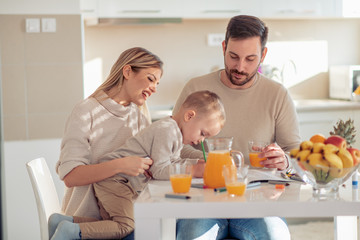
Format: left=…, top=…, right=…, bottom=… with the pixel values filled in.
left=84, top=18, right=360, bottom=108
left=3, top=139, right=64, bottom=240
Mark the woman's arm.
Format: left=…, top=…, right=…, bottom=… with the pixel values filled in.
left=63, top=156, right=153, bottom=187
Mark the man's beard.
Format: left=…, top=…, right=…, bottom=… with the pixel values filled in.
left=225, top=63, right=260, bottom=86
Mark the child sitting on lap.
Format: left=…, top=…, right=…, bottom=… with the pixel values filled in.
left=49, top=90, right=226, bottom=240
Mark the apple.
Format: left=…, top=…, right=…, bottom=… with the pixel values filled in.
left=324, top=135, right=347, bottom=149
left=347, top=147, right=360, bottom=166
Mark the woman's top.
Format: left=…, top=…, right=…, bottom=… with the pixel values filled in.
left=56, top=92, right=150, bottom=219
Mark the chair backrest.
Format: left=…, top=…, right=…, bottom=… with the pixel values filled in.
left=26, top=157, right=61, bottom=240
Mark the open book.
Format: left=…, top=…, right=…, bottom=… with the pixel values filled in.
left=191, top=168, right=295, bottom=185
left=247, top=169, right=292, bottom=183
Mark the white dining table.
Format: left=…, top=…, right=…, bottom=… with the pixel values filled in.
left=134, top=178, right=359, bottom=240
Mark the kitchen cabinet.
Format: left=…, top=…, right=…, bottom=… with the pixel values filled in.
left=260, top=0, right=339, bottom=18
left=79, top=0, right=359, bottom=20
left=340, top=0, right=360, bottom=17
left=97, top=0, right=180, bottom=18
left=178, top=0, right=259, bottom=19
left=80, top=0, right=98, bottom=19
left=295, top=99, right=360, bottom=149
left=84, top=0, right=260, bottom=19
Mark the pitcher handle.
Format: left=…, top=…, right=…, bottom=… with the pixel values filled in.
left=230, top=150, right=244, bottom=168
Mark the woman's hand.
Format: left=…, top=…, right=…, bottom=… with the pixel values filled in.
left=63, top=156, right=153, bottom=188
left=258, top=143, right=289, bottom=170
left=192, top=159, right=206, bottom=178
left=118, top=156, right=153, bottom=176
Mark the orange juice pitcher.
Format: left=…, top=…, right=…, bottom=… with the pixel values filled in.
left=203, top=137, right=244, bottom=188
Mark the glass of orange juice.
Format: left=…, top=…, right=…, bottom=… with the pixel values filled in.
left=170, top=164, right=192, bottom=193
left=248, top=141, right=268, bottom=168
left=223, top=165, right=249, bottom=196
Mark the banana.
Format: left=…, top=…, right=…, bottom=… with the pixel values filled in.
left=323, top=152, right=343, bottom=169
left=307, top=153, right=329, bottom=169
left=300, top=140, right=314, bottom=151
left=296, top=150, right=311, bottom=162
left=337, top=148, right=354, bottom=168
left=329, top=166, right=343, bottom=178
left=290, top=148, right=300, bottom=158
left=311, top=142, right=325, bottom=153
left=323, top=144, right=339, bottom=154
left=303, top=153, right=330, bottom=182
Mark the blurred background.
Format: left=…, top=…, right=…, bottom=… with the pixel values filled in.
left=1, top=0, right=360, bottom=239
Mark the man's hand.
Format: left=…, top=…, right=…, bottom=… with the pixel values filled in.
left=258, top=143, right=289, bottom=170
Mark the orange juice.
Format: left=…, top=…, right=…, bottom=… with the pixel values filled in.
left=226, top=182, right=246, bottom=196
left=203, top=150, right=234, bottom=188
left=170, top=174, right=192, bottom=193
left=249, top=152, right=266, bottom=168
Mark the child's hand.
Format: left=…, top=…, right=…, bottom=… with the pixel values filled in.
left=192, top=159, right=206, bottom=178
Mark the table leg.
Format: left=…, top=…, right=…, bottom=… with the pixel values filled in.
left=161, top=218, right=176, bottom=240
left=334, top=216, right=358, bottom=240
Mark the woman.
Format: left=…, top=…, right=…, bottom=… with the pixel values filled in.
left=54, top=47, right=163, bottom=235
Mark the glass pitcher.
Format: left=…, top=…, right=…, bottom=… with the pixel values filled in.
left=203, top=137, right=244, bottom=188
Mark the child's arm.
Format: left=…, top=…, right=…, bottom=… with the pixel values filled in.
left=180, top=144, right=204, bottom=159
left=192, top=159, right=206, bottom=178
left=147, top=129, right=198, bottom=180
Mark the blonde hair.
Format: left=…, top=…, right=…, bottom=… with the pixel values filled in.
left=182, top=90, right=226, bottom=126
left=90, top=47, right=163, bottom=121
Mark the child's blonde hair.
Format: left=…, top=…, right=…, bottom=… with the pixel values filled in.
left=182, top=90, right=226, bottom=127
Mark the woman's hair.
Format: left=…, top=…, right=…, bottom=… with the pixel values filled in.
left=182, top=90, right=226, bottom=126
left=224, top=15, right=268, bottom=52
left=90, top=47, right=163, bottom=98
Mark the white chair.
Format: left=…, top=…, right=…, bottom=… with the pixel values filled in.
left=26, top=157, right=61, bottom=240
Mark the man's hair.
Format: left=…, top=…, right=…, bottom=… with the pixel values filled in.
left=182, top=90, right=226, bottom=125
left=225, top=15, right=268, bottom=52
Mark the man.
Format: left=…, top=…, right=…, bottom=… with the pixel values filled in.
left=174, top=15, right=300, bottom=171
left=174, top=15, right=301, bottom=240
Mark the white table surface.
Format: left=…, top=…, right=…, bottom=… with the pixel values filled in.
left=134, top=178, right=360, bottom=240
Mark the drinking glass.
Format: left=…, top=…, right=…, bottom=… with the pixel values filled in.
left=248, top=141, right=269, bottom=168
left=223, top=164, right=249, bottom=196
left=169, top=164, right=192, bottom=193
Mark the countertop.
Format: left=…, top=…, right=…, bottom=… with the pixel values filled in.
left=294, top=99, right=360, bottom=112
left=149, top=99, right=360, bottom=120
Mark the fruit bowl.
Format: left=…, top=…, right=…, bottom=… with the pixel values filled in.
left=290, top=158, right=360, bottom=200
left=352, top=93, right=360, bottom=102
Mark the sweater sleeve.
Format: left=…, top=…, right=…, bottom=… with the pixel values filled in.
left=180, top=145, right=204, bottom=160
left=274, top=90, right=301, bottom=152
left=57, top=106, right=92, bottom=180
left=146, top=120, right=200, bottom=180
left=147, top=129, right=183, bottom=180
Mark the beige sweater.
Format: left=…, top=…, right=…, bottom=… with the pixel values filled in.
left=100, top=116, right=198, bottom=192
left=173, top=70, right=301, bottom=163
left=56, top=94, right=150, bottom=219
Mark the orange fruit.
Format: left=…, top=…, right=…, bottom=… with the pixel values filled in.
left=354, top=86, right=360, bottom=95
left=310, top=134, right=326, bottom=143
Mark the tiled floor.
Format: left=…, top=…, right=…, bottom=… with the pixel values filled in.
left=288, top=220, right=334, bottom=240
